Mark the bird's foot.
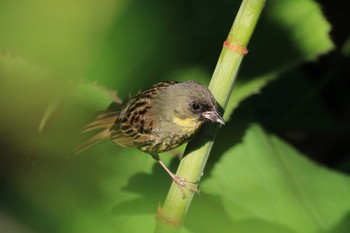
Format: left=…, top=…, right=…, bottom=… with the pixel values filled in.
left=170, top=174, right=200, bottom=199
left=157, top=159, right=200, bottom=199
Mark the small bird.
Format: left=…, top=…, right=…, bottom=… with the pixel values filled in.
left=74, top=80, right=224, bottom=198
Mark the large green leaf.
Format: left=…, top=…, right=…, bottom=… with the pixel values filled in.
left=197, top=124, right=350, bottom=233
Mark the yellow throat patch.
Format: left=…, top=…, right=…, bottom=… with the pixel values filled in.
left=172, top=116, right=202, bottom=132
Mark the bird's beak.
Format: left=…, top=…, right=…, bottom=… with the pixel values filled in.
left=202, top=110, right=225, bottom=125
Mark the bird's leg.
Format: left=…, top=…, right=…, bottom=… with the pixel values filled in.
left=157, top=159, right=200, bottom=199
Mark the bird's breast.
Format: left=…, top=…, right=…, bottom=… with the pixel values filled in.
left=139, top=116, right=202, bottom=154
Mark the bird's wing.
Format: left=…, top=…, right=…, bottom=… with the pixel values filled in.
left=110, top=82, right=176, bottom=149
left=110, top=98, right=155, bottom=148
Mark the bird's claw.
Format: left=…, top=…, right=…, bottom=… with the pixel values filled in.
left=172, top=175, right=200, bottom=199
left=157, top=160, right=200, bottom=199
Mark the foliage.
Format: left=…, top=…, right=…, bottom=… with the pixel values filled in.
left=0, top=0, right=348, bottom=233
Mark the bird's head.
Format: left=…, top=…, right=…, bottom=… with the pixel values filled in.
left=158, top=81, right=224, bottom=128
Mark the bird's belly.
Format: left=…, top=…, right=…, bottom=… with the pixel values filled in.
left=139, top=117, right=202, bottom=154
left=139, top=129, right=196, bottom=154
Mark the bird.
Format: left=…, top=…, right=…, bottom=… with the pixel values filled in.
left=74, top=80, right=224, bottom=198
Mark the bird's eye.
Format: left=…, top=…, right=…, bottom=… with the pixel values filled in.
left=191, top=102, right=202, bottom=112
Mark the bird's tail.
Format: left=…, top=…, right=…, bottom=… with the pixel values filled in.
left=72, top=110, right=119, bottom=155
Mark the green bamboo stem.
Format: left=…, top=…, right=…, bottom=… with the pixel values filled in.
left=155, top=1, right=266, bottom=232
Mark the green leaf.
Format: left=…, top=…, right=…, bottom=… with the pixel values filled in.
left=241, top=0, right=334, bottom=78
left=224, top=0, right=334, bottom=118
left=200, top=124, right=350, bottom=233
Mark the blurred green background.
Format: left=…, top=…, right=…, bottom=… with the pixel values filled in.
left=0, top=0, right=349, bottom=233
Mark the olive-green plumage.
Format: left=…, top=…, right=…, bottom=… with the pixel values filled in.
left=75, top=80, right=224, bottom=197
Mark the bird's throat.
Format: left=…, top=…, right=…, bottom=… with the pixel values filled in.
left=172, top=116, right=202, bottom=131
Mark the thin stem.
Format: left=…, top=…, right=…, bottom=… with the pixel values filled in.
left=154, top=1, right=266, bottom=232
